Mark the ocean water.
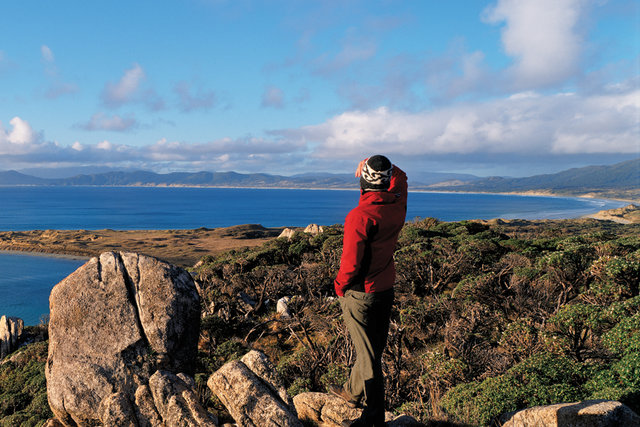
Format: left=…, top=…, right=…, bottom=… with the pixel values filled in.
left=0, top=186, right=625, bottom=230
left=0, top=253, right=85, bottom=325
left=0, top=186, right=626, bottom=325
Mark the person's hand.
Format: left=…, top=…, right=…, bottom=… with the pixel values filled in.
left=355, top=158, right=367, bottom=177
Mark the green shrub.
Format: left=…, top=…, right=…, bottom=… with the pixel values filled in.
left=547, top=303, right=603, bottom=361
left=602, top=312, right=640, bottom=356
left=0, top=341, right=52, bottom=426
left=441, top=376, right=519, bottom=426
left=287, top=377, right=312, bottom=397
left=319, top=363, right=349, bottom=389
left=441, top=353, right=587, bottom=425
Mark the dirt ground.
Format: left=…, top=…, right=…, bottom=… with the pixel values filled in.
left=0, top=224, right=286, bottom=268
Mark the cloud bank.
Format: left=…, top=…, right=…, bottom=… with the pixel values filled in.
left=291, top=87, right=639, bottom=159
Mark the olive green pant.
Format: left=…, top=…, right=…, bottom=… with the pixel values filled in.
left=340, top=288, right=394, bottom=425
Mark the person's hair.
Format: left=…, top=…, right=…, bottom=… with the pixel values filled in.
left=360, top=155, right=392, bottom=191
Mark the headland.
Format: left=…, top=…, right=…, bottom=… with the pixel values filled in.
left=0, top=224, right=285, bottom=268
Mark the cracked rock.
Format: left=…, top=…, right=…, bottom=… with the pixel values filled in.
left=208, top=350, right=300, bottom=427
left=46, top=252, right=206, bottom=426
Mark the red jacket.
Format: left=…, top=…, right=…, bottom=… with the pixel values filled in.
left=334, top=166, right=407, bottom=296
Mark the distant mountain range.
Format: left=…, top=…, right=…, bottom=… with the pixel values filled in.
left=1, top=159, right=638, bottom=200
left=0, top=169, right=475, bottom=188
left=429, top=158, right=639, bottom=192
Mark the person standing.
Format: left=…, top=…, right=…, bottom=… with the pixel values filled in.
left=330, top=155, right=408, bottom=427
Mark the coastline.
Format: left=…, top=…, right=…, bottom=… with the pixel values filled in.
left=410, top=188, right=638, bottom=205
left=0, top=249, right=90, bottom=261
left=2, top=183, right=637, bottom=204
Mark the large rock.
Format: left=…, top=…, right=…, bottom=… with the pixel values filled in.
left=304, top=224, right=324, bottom=235
left=46, top=251, right=211, bottom=426
left=208, top=350, right=300, bottom=426
left=148, top=370, right=218, bottom=426
left=278, top=228, right=296, bottom=239
left=293, top=392, right=421, bottom=427
left=293, top=392, right=360, bottom=427
left=0, top=315, right=23, bottom=358
left=239, top=350, right=295, bottom=411
left=499, top=400, right=640, bottom=427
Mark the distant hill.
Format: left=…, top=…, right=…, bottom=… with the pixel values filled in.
left=0, top=169, right=473, bottom=188
left=1, top=159, right=637, bottom=201
left=0, top=169, right=361, bottom=188
left=0, top=170, right=48, bottom=185
left=431, top=158, right=639, bottom=200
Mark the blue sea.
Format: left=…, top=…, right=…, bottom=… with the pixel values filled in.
left=0, top=186, right=626, bottom=325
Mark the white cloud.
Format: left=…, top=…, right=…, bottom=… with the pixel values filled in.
left=41, top=45, right=54, bottom=63
left=1, top=117, right=38, bottom=145
left=97, top=140, right=113, bottom=150
left=77, top=113, right=138, bottom=132
left=483, top=0, right=586, bottom=88
left=101, top=63, right=163, bottom=110
left=261, top=86, right=285, bottom=109
left=103, top=63, right=145, bottom=106
left=552, top=90, right=640, bottom=153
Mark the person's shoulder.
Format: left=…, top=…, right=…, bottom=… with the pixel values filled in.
left=345, top=203, right=374, bottom=226
left=346, top=204, right=364, bottom=219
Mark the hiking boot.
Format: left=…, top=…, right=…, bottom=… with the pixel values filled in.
left=328, top=385, right=360, bottom=408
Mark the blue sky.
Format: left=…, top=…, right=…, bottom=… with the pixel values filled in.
left=0, top=0, right=638, bottom=179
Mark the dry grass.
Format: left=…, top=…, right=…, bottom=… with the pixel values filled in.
left=0, top=224, right=285, bottom=268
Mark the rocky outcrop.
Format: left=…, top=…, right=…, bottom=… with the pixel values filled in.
left=498, top=400, right=640, bottom=427
left=208, top=350, right=300, bottom=426
left=46, top=251, right=213, bottom=426
left=278, top=228, right=296, bottom=239
left=146, top=371, right=217, bottom=426
left=293, top=392, right=421, bottom=427
left=304, top=224, right=324, bottom=236
left=0, top=315, right=23, bottom=359
left=294, top=392, right=360, bottom=426
left=279, top=224, right=325, bottom=240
